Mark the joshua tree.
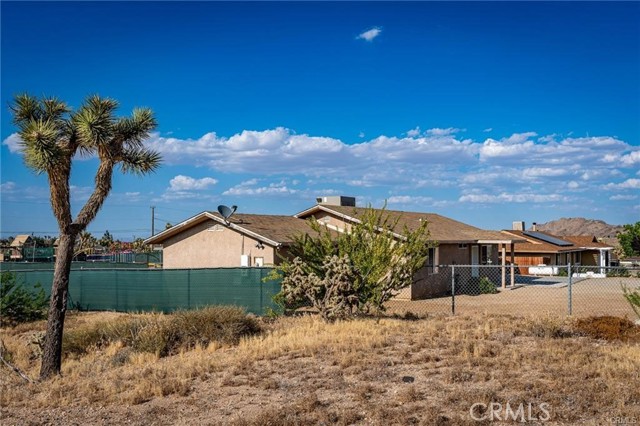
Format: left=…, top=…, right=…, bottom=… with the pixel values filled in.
left=10, top=94, right=161, bottom=379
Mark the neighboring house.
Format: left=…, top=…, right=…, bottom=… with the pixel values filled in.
left=296, top=197, right=523, bottom=298
left=9, top=234, right=33, bottom=261
left=144, top=211, right=319, bottom=269
left=501, top=224, right=613, bottom=274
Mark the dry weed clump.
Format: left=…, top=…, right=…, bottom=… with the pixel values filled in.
left=574, top=315, right=640, bottom=342
left=63, top=306, right=261, bottom=357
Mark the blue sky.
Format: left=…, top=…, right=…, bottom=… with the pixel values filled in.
left=1, top=1, right=639, bottom=240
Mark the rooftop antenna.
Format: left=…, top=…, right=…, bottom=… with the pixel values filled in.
left=217, top=204, right=237, bottom=225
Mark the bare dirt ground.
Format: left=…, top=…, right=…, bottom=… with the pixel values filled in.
left=2, top=310, right=639, bottom=425
left=387, top=277, right=639, bottom=318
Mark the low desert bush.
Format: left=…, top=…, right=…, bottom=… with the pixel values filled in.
left=63, top=306, right=261, bottom=357
left=0, top=271, right=48, bottom=327
left=607, top=268, right=631, bottom=278
left=478, top=277, right=498, bottom=294
left=622, top=284, right=640, bottom=319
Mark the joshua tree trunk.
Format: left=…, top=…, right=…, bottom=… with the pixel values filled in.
left=40, top=230, right=78, bottom=379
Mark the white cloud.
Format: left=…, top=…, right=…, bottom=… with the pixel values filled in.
left=426, top=127, right=462, bottom=136
left=604, top=178, right=640, bottom=190
left=146, top=127, right=638, bottom=211
left=0, top=181, right=17, bottom=192
left=358, top=131, right=365, bottom=138
left=70, top=185, right=93, bottom=200
left=356, top=27, right=382, bottom=42
left=168, top=175, right=218, bottom=191
left=223, top=180, right=297, bottom=196
left=387, top=195, right=434, bottom=205
left=2, top=133, right=23, bottom=153
left=601, top=149, right=640, bottom=167
left=610, top=194, right=637, bottom=201
left=459, top=192, right=567, bottom=204
left=483, top=128, right=493, bottom=133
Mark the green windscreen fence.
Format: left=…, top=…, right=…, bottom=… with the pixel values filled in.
left=5, top=267, right=282, bottom=316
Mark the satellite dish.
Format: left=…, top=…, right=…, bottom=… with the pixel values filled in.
left=217, top=205, right=237, bottom=225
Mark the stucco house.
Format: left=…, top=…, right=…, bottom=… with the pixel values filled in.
left=144, top=211, right=317, bottom=269
left=500, top=224, right=613, bottom=275
left=296, top=197, right=523, bottom=298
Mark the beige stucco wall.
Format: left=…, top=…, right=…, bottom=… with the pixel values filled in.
left=161, top=220, right=277, bottom=269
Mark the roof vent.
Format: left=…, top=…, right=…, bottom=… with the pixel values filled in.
left=512, top=221, right=525, bottom=231
left=316, top=196, right=356, bottom=207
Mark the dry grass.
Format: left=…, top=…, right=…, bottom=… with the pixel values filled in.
left=1, top=311, right=639, bottom=425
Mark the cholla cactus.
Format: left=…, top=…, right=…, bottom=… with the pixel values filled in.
left=280, top=255, right=358, bottom=321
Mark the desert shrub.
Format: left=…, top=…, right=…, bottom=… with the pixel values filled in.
left=607, top=268, right=631, bottom=278
left=0, top=272, right=48, bottom=327
left=273, top=205, right=433, bottom=320
left=478, top=277, right=497, bottom=294
left=460, top=277, right=497, bottom=295
left=63, top=305, right=261, bottom=357
left=622, top=284, right=640, bottom=320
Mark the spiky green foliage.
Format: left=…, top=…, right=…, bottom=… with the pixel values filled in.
left=0, top=272, right=49, bottom=327
left=274, top=205, right=433, bottom=319
left=618, top=222, right=640, bottom=258
left=622, top=284, right=640, bottom=319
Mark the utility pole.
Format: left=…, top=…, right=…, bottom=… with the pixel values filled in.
left=151, top=206, right=156, bottom=236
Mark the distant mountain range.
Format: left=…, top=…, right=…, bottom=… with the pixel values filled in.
left=534, top=218, right=623, bottom=239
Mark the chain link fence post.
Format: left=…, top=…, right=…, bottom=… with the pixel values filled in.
left=568, top=263, right=572, bottom=316
left=451, top=265, right=456, bottom=315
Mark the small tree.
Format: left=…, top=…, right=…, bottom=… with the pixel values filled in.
left=0, top=272, right=49, bottom=327
left=99, top=230, right=114, bottom=249
left=618, top=222, right=640, bottom=258
left=275, top=206, right=433, bottom=319
left=10, top=94, right=161, bottom=379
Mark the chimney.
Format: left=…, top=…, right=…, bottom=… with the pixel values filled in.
left=316, top=196, right=356, bottom=207
left=512, top=221, right=525, bottom=231
left=532, top=222, right=538, bottom=232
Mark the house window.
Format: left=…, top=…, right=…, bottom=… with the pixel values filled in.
left=458, top=244, right=468, bottom=249
left=481, top=245, right=493, bottom=265
left=426, top=247, right=438, bottom=274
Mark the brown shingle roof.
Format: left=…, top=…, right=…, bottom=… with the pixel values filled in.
left=144, top=211, right=323, bottom=246
left=562, top=236, right=612, bottom=248
left=297, top=205, right=514, bottom=243
left=500, top=230, right=613, bottom=253
left=208, top=213, right=317, bottom=245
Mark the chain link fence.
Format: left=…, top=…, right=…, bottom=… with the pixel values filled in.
left=4, top=264, right=639, bottom=319
left=385, top=264, right=640, bottom=318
